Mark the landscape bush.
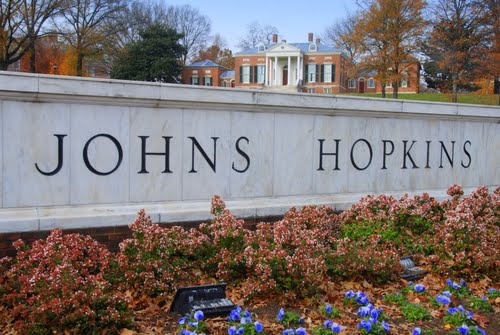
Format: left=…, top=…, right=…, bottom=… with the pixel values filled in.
left=2, top=229, right=132, bottom=334
left=0, top=184, right=498, bottom=334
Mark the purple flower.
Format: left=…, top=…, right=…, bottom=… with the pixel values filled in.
left=412, top=327, right=421, bottom=335
left=357, top=304, right=372, bottom=317
left=382, top=320, right=390, bottom=333
left=325, top=304, right=333, bottom=314
left=330, top=322, right=342, bottom=333
left=296, top=327, right=307, bottom=335
left=357, top=320, right=372, bottom=332
left=460, top=279, right=467, bottom=287
left=324, top=320, right=333, bottom=328
left=487, top=288, right=497, bottom=294
left=178, top=317, right=187, bottom=325
left=356, top=291, right=370, bottom=305
left=345, top=290, right=355, bottom=299
left=194, top=310, right=204, bottom=321
left=446, top=278, right=453, bottom=286
left=283, top=329, right=294, bottom=335
left=228, top=326, right=236, bottom=335
left=228, top=308, right=241, bottom=322
left=447, top=307, right=458, bottom=315
left=277, top=308, right=285, bottom=322
left=436, top=294, right=451, bottom=305
left=370, top=307, right=380, bottom=321
left=457, top=324, right=469, bottom=335
left=475, top=326, right=486, bottom=335
left=414, top=284, right=426, bottom=293
left=442, top=290, right=452, bottom=297
left=254, top=321, right=264, bottom=333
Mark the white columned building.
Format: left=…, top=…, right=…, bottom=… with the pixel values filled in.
left=264, top=42, right=303, bottom=88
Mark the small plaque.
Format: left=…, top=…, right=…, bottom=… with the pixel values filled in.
left=170, top=283, right=236, bottom=317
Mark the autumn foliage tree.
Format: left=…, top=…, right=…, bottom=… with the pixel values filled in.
left=195, top=34, right=234, bottom=69
left=56, top=0, right=127, bottom=76
left=354, top=0, right=427, bottom=98
left=423, top=0, right=497, bottom=101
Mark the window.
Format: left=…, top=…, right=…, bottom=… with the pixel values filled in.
left=348, top=79, right=356, bottom=88
left=386, top=82, right=392, bottom=88
left=324, top=87, right=332, bottom=94
left=307, top=64, right=317, bottom=83
left=204, top=76, right=212, bottom=86
left=222, top=81, right=227, bottom=87
left=367, top=78, right=375, bottom=88
left=241, top=66, right=251, bottom=83
left=307, top=88, right=315, bottom=93
left=191, top=76, right=199, bottom=85
left=309, top=43, right=317, bottom=51
left=323, top=64, right=333, bottom=83
left=400, top=72, right=408, bottom=87
left=257, top=65, right=265, bottom=84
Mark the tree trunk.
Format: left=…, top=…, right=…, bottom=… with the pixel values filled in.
left=0, top=61, right=8, bottom=70
left=393, top=81, right=399, bottom=99
left=76, top=51, right=84, bottom=76
left=28, top=44, right=36, bottom=73
left=451, top=75, right=458, bottom=103
left=381, top=84, right=386, bottom=98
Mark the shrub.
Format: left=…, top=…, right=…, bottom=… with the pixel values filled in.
left=4, top=229, right=132, bottom=335
left=242, top=206, right=337, bottom=300
left=117, top=209, right=197, bottom=296
left=195, top=195, right=249, bottom=282
left=429, top=186, right=500, bottom=280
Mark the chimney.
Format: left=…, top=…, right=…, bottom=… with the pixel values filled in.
left=308, top=33, right=313, bottom=42
left=316, top=38, right=320, bottom=44
left=272, top=33, right=278, bottom=43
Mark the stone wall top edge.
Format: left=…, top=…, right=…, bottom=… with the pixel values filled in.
left=0, top=72, right=498, bottom=120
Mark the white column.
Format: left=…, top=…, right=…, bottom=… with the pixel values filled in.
left=287, top=56, right=291, bottom=86
left=274, top=56, right=278, bottom=86
left=297, top=56, right=301, bottom=84
left=265, top=55, right=269, bottom=85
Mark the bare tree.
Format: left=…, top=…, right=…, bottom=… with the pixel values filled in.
left=322, top=11, right=363, bottom=65
left=165, top=4, right=210, bottom=65
left=56, top=0, right=127, bottom=76
left=237, top=21, right=278, bottom=50
left=21, top=0, right=61, bottom=72
left=1, top=0, right=26, bottom=70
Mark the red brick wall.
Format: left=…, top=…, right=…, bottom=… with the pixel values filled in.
left=182, top=66, right=226, bottom=87
left=0, top=216, right=282, bottom=258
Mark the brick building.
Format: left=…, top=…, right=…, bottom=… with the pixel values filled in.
left=347, top=63, right=421, bottom=94
left=233, top=33, right=352, bottom=93
left=181, top=59, right=233, bottom=87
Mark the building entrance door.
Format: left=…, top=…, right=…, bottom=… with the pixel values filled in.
left=283, top=66, right=288, bottom=85
left=359, top=78, right=365, bottom=93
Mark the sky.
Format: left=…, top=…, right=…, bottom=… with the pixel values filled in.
left=166, top=0, right=358, bottom=51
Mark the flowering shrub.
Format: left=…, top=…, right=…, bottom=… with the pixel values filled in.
left=429, top=186, right=500, bottom=280
left=196, top=197, right=249, bottom=281
left=329, top=234, right=403, bottom=283
left=118, top=209, right=198, bottom=296
left=4, top=229, right=132, bottom=334
left=242, top=206, right=336, bottom=300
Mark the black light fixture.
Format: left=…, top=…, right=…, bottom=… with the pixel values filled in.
left=169, top=283, right=236, bottom=317
left=400, top=256, right=426, bottom=281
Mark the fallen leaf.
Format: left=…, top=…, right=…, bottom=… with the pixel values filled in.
left=119, top=329, right=137, bottom=335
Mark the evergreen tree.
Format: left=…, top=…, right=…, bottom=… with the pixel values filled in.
left=110, top=23, right=186, bottom=83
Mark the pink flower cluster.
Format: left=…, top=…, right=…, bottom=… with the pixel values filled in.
left=3, top=229, right=132, bottom=334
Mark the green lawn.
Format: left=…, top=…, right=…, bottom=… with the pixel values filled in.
left=342, top=92, right=500, bottom=106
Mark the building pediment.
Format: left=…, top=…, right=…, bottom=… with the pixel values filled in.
left=266, top=42, right=302, bottom=55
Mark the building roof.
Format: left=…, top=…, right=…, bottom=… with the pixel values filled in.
left=187, top=59, right=224, bottom=68
left=235, top=42, right=342, bottom=55
left=220, top=70, right=235, bottom=79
